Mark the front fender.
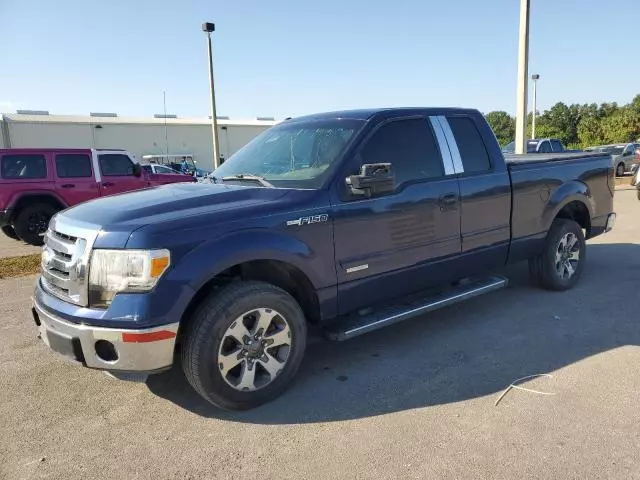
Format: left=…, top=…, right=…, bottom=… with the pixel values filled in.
left=168, top=229, right=333, bottom=293
left=542, top=180, right=594, bottom=231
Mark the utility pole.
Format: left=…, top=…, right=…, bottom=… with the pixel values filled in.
left=202, top=22, right=220, bottom=169
left=531, top=74, right=540, bottom=138
left=514, top=0, right=531, bottom=154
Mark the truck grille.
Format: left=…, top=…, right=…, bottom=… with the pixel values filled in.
left=40, top=217, right=95, bottom=306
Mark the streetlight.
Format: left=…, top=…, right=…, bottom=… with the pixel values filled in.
left=202, top=22, right=220, bottom=169
left=514, top=0, right=531, bottom=154
left=531, top=74, right=540, bottom=139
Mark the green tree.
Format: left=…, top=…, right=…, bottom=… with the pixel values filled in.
left=601, top=107, right=640, bottom=144
left=577, top=116, right=605, bottom=147
left=484, top=111, right=515, bottom=146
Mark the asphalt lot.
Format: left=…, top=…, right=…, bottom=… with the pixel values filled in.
left=1, top=190, right=639, bottom=480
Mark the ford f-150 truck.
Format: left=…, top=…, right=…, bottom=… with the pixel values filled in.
left=0, top=148, right=195, bottom=245
left=31, top=108, right=616, bottom=410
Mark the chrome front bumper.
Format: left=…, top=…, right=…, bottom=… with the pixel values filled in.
left=33, top=300, right=179, bottom=372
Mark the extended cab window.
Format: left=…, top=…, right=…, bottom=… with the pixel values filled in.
left=446, top=117, right=491, bottom=173
left=99, top=154, right=135, bottom=176
left=55, top=154, right=92, bottom=178
left=550, top=140, right=563, bottom=152
left=1, top=154, right=47, bottom=179
left=360, top=119, right=443, bottom=187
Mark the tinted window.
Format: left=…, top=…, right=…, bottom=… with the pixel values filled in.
left=360, top=119, right=443, bottom=186
left=55, top=154, right=92, bottom=178
left=1, top=154, right=47, bottom=179
left=539, top=141, right=552, bottom=153
left=99, top=154, right=134, bottom=176
left=142, top=165, right=152, bottom=173
left=156, top=165, right=176, bottom=174
left=447, top=117, right=491, bottom=173
left=550, top=140, right=563, bottom=152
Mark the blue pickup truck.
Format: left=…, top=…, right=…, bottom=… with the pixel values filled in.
left=32, top=108, right=616, bottom=410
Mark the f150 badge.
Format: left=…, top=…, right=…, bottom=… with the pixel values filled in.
left=286, top=214, right=328, bottom=227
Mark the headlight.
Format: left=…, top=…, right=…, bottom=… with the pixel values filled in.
left=88, top=249, right=170, bottom=308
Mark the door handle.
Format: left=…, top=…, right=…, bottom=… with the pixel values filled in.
left=438, top=194, right=458, bottom=211
left=61, top=184, right=75, bottom=189
left=102, top=182, right=115, bottom=187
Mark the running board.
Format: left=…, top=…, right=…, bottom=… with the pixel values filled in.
left=324, top=275, right=508, bottom=341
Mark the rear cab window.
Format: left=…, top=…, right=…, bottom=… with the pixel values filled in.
left=550, top=140, right=564, bottom=152
left=538, top=141, right=552, bottom=153
left=55, top=154, right=92, bottom=178
left=1, top=154, right=48, bottom=179
left=446, top=116, right=491, bottom=173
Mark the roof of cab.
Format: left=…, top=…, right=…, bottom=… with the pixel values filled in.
left=286, top=107, right=481, bottom=123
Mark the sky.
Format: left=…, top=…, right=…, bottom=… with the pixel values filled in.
left=1, top=0, right=638, bottom=120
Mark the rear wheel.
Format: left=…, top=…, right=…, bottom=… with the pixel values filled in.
left=182, top=281, right=307, bottom=410
left=13, top=204, right=57, bottom=246
left=616, top=163, right=625, bottom=177
left=529, top=219, right=585, bottom=291
left=1, top=225, right=19, bottom=241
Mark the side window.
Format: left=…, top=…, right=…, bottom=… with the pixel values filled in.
left=550, top=140, right=563, bottom=152
left=360, top=119, right=443, bottom=187
left=55, top=154, right=92, bottom=178
left=0, top=154, right=47, bottom=179
left=539, top=141, right=552, bottom=153
left=446, top=116, right=491, bottom=173
left=624, top=145, right=634, bottom=156
left=99, top=154, right=135, bottom=176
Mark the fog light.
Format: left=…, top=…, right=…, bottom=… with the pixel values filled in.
left=95, top=340, right=118, bottom=362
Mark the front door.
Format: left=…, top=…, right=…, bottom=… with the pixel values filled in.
left=97, top=153, right=145, bottom=196
left=331, top=117, right=462, bottom=315
left=53, top=152, right=99, bottom=207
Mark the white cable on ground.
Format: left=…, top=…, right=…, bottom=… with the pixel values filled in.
left=495, top=373, right=556, bottom=406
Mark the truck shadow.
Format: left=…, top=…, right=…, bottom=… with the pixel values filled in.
left=146, top=242, right=640, bottom=424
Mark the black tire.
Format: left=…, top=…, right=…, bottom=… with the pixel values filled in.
left=181, top=281, right=307, bottom=410
left=13, top=204, right=57, bottom=246
left=616, top=163, right=625, bottom=177
left=1, top=225, right=19, bottom=241
left=528, top=218, right=586, bottom=291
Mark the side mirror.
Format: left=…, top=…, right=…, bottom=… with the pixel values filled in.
left=133, top=163, right=142, bottom=177
left=346, top=163, right=395, bottom=197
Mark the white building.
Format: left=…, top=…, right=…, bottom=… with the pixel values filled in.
left=0, top=111, right=277, bottom=171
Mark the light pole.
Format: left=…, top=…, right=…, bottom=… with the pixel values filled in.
left=202, top=22, right=220, bottom=169
left=514, top=0, right=531, bottom=154
left=531, top=74, right=540, bottom=139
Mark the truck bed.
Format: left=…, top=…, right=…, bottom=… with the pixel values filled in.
left=505, top=151, right=614, bottom=260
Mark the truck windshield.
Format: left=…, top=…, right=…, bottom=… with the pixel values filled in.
left=213, top=119, right=364, bottom=189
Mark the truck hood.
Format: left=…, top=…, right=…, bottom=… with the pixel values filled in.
left=62, top=183, right=290, bottom=228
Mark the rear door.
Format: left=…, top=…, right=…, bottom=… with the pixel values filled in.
left=331, top=116, right=462, bottom=314
left=97, top=153, right=146, bottom=196
left=54, top=152, right=99, bottom=207
left=441, top=114, right=511, bottom=273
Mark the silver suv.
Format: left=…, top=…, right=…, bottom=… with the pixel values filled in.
left=586, top=143, right=640, bottom=177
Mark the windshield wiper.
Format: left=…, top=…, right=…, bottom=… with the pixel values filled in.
left=221, top=174, right=274, bottom=188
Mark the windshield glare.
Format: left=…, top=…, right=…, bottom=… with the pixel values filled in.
left=213, top=119, right=363, bottom=188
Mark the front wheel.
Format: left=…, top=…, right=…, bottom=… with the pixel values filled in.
left=181, top=281, right=307, bottom=410
left=616, top=163, right=625, bottom=177
left=13, top=204, right=57, bottom=246
left=529, top=218, right=586, bottom=291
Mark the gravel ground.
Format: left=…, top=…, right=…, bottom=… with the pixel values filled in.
left=1, top=191, right=639, bottom=480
